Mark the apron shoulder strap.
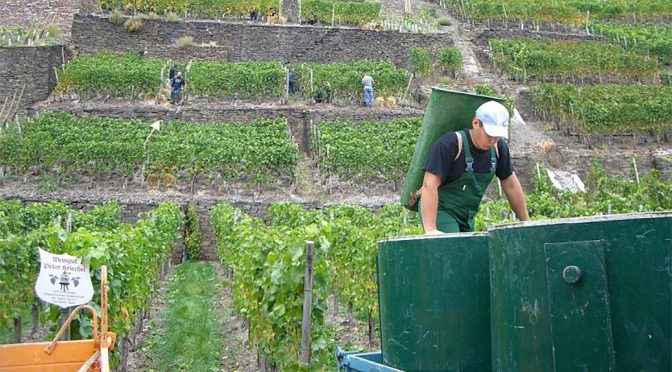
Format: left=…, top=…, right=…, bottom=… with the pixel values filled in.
left=457, top=131, right=499, bottom=173
left=459, top=130, right=475, bottom=172
left=454, top=131, right=462, bottom=161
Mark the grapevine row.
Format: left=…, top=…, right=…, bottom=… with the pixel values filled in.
left=490, top=38, right=659, bottom=83
left=100, top=0, right=380, bottom=25
left=0, top=112, right=298, bottom=186
left=448, top=0, right=672, bottom=25
left=531, top=83, right=672, bottom=136
left=0, top=202, right=183, bottom=341
left=311, top=117, right=423, bottom=182
left=55, top=52, right=409, bottom=102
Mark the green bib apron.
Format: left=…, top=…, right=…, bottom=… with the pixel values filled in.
left=422, top=130, right=496, bottom=233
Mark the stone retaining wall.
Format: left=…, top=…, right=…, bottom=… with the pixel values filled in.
left=71, top=14, right=454, bottom=68
left=0, top=0, right=85, bottom=38
left=0, top=46, right=64, bottom=112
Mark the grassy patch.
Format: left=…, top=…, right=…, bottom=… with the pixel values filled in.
left=123, top=17, right=144, bottom=33
left=176, top=35, right=195, bottom=48
left=151, top=262, right=223, bottom=371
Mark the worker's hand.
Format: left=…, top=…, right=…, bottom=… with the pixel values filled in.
left=424, top=229, right=444, bottom=236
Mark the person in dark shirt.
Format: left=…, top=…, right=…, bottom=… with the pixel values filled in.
left=170, top=71, right=185, bottom=104
left=168, top=65, right=177, bottom=83
left=418, top=101, right=529, bottom=233
left=288, top=69, right=296, bottom=94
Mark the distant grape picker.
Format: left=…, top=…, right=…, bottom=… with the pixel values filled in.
left=171, top=71, right=185, bottom=104
left=362, top=73, right=374, bottom=107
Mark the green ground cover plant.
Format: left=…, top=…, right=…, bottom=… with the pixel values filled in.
left=150, top=262, right=223, bottom=371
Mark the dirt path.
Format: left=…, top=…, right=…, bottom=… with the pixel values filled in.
left=216, top=264, right=259, bottom=372
left=125, top=261, right=258, bottom=371
left=124, top=274, right=169, bottom=371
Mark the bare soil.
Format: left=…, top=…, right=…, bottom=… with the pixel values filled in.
left=124, top=278, right=167, bottom=372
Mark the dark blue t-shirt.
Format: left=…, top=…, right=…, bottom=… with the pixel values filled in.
left=423, top=130, right=514, bottom=186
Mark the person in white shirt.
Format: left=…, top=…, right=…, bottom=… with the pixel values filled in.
left=362, top=74, right=374, bottom=107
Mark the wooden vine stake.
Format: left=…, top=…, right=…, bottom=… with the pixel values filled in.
left=633, top=158, right=640, bottom=187
left=58, top=213, right=75, bottom=341
left=300, top=241, right=314, bottom=365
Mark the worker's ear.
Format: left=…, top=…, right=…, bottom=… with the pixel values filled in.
left=472, top=117, right=480, bottom=128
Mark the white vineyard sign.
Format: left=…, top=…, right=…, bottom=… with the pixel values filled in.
left=34, top=248, right=93, bottom=308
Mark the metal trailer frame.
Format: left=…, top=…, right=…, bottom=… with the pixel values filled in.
left=335, top=347, right=404, bottom=372
left=0, top=266, right=116, bottom=372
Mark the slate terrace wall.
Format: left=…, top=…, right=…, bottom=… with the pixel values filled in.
left=71, top=14, right=454, bottom=68
left=0, top=45, right=64, bottom=111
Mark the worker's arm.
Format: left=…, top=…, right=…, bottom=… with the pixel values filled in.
left=420, top=171, right=443, bottom=234
left=501, top=172, right=529, bottom=221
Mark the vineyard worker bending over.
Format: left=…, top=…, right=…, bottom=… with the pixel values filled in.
left=419, top=101, right=529, bottom=234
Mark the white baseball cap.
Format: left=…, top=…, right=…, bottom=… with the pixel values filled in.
left=475, top=101, right=510, bottom=139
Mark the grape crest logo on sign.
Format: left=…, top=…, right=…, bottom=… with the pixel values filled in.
left=34, top=248, right=94, bottom=308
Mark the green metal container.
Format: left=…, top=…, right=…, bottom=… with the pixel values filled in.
left=489, top=213, right=672, bottom=371
left=400, top=88, right=505, bottom=210
left=378, top=233, right=491, bottom=371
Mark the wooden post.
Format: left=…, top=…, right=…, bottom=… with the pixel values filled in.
left=368, top=309, right=375, bottom=346
left=285, top=66, right=289, bottom=103
left=298, top=0, right=302, bottom=22
left=300, top=241, right=314, bottom=365
left=59, top=214, right=74, bottom=341
left=31, top=301, right=39, bottom=336
left=59, top=308, right=72, bottom=340
left=401, top=73, right=413, bottom=106
left=310, top=69, right=314, bottom=98
left=13, top=317, right=21, bottom=343
left=633, top=158, right=640, bottom=187
left=332, top=292, right=339, bottom=315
